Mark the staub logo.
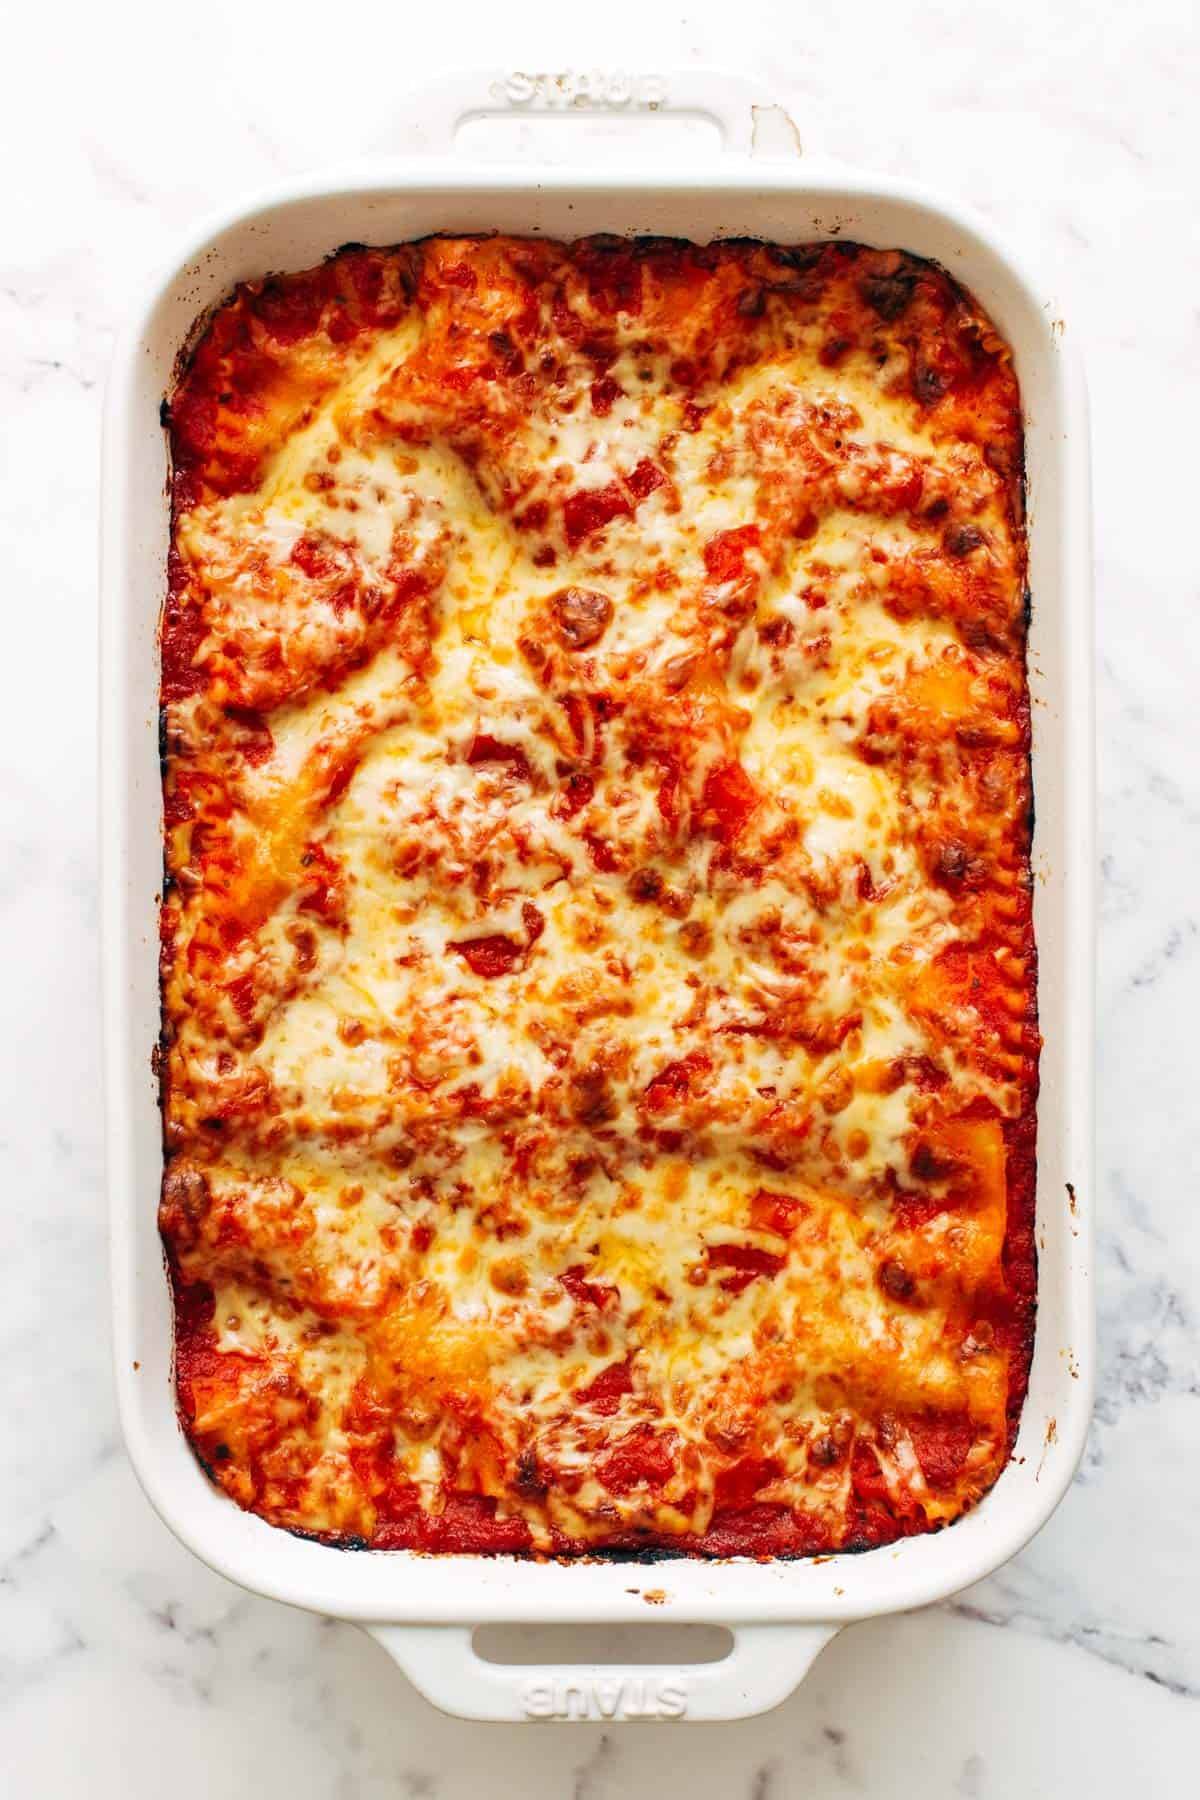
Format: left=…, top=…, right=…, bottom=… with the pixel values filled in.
left=495, top=71, right=669, bottom=110
left=520, top=1674, right=689, bottom=1721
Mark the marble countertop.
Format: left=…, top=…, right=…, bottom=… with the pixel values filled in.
left=4, top=0, right=1199, bottom=1790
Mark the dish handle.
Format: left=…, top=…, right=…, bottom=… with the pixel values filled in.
left=375, top=67, right=801, bottom=162
left=366, top=1621, right=837, bottom=1722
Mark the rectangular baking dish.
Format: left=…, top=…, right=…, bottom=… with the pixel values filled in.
left=100, top=70, right=1094, bottom=1723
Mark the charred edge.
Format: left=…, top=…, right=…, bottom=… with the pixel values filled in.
left=178, top=1414, right=1019, bottom=1561
left=279, top=1522, right=373, bottom=1552
left=156, top=684, right=174, bottom=1123
left=168, top=289, right=235, bottom=397
left=159, top=236, right=993, bottom=430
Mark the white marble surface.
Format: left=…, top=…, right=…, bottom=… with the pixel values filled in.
left=3, top=0, right=1199, bottom=1788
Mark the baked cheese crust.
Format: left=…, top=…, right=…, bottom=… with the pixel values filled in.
left=159, top=237, right=1037, bottom=1556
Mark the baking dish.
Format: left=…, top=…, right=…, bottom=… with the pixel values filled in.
left=100, top=69, right=1094, bottom=1723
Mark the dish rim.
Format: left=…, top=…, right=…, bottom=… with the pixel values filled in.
left=101, top=153, right=1094, bottom=1635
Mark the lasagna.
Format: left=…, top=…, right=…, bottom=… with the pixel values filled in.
left=158, top=236, right=1038, bottom=1557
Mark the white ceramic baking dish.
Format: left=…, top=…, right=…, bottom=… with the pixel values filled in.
left=100, top=70, right=1095, bottom=1724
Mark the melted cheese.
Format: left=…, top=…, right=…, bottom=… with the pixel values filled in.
left=160, top=238, right=1037, bottom=1553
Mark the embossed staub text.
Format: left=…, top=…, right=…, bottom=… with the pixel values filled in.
left=520, top=1674, right=689, bottom=1721
left=494, top=71, right=669, bottom=110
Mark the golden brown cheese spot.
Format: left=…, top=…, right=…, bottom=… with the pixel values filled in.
left=160, top=237, right=1036, bottom=1554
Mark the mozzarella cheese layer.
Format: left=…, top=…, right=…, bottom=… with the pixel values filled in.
left=159, top=237, right=1037, bottom=1556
